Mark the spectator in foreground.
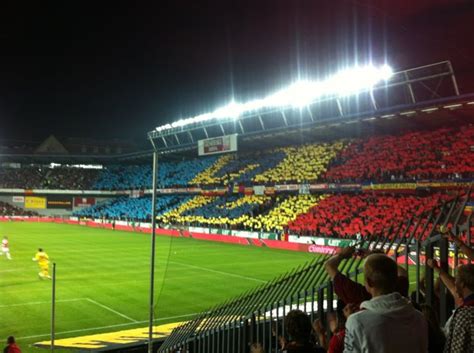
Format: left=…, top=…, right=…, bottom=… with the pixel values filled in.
left=4, top=336, right=21, bottom=353
left=420, top=304, right=445, bottom=353
left=324, top=246, right=409, bottom=308
left=313, top=303, right=346, bottom=353
left=443, top=264, right=474, bottom=353
left=344, top=254, right=428, bottom=353
left=251, top=310, right=325, bottom=353
left=443, top=232, right=474, bottom=261
left=281, top=310, right=325, bottom=353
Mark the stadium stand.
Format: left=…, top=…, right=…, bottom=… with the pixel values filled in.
left=0, top=166, right=98, bottom=189
left=158, top=195, right=273, bottom=228
left=243, top=194, right=324, bottom=232
left=41, top=167, right=100, bottom=189
left=92, top=157, right=219, bottom=190
left=253, top=141, right=345, bottom=184
left=92, top=165, right=151, bottom=190
left=159, top=193, right=473, bottom=353
left=287, top=193, right=451, bottom=239
left=0, top=201, right=38, bottom=216
left=74, top=195, right=190, bottom=221
left=191, top=150, right=287, bottom=185
left=159, top=156, right=218, bottom=187
left=325, top=125, right=474, bottom=182
left=190, top=155, right=233, bottom=185
left=0, top=167, right=43, bottom=189
left=1, top=126, right=473, bottom=190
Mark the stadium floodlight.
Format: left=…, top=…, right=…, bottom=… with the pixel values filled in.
left=155, top=64, right=393, bottom=132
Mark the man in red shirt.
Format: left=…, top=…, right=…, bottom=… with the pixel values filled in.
left=4, top=336, right=21, bottom=353
left=324, top=246, right=409, bottom=307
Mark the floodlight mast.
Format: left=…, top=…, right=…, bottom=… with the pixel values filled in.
left=147, top=137, right=159, bottom=353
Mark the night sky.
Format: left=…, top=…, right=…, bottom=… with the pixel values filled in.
left=1, top=0, right=473, bottom=143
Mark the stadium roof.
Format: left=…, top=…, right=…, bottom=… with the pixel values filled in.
left=147, top=61, right=473, bottom=153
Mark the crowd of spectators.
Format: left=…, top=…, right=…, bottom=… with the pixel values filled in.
left=41, top=167, right=99, bottom=189
left=243, top=194, right=324, bottom=232
left=159, top=156, right=218, bottom=188
left=211, top=150, right=286, bottom=185
left=287, top=193, right=450, bottom=239
left=0, top=167, right=98, bottom=190
left=1, top=125, right=473, bottom=191
left=250, top=247, right=474, bottom=353
left=73, top=191, right=470, bottom=240
left=251, top=241, right=474, bottom=353
left=0, top=167, right=43, bottom=189
left=73, top=195, right=190, bottom=221
left=253, top=142, right=345, bottom=184
left=0, top=202, right=38, bottom=217
left=92, top=165, right=150, bottom=190
left=190, top=155, right=233, bottom=185
left=325, top=125, right=474, bottom=183
left=158, top=195, right=274, bottom=228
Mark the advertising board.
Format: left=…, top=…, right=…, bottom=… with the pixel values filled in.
left=25, top=196, right=47, bottom=209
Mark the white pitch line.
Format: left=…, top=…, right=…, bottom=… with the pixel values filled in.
left=18, top=312, right=199, bottom=340
left=0, top=267, right=30, bottom=273
left=169, top=261, right=267, bottom=283
left=0, top=298, right=85, bottom=308
left=85, top=298, right=138, bottom=323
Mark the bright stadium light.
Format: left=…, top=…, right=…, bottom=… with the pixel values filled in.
left=155, top=64, right=393, bottom=132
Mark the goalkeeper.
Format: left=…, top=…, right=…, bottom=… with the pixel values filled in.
left=32, top=248, right=52, bottom=280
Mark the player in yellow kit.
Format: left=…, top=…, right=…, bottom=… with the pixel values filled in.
left=32, top=248, right=51, bottom=279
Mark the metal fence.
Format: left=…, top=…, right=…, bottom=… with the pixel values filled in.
left=158, top=190, right=472, bottom=353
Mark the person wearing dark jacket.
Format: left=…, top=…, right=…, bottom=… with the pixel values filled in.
left=282, top=310, right=325, bottom=353
left=420, top=304, right=446, bottom=353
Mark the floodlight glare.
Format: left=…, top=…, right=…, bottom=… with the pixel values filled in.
left=155, top=64, right=393, bottom=132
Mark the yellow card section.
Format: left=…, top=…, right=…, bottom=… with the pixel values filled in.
left=34, top=322, right=184, bottom=350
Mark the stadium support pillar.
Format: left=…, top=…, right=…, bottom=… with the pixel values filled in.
left=148, top=150, right=159, bottom=353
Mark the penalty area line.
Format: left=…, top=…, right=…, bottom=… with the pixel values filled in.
left=18, top=312, right=200, bottom=340
left=85, top=298, right=138, bottom=323
left=0, top=267, right=31, bottom=273
left=169, top=261, right=267, bottom=283
left=0, top=298, right=86, bottom=309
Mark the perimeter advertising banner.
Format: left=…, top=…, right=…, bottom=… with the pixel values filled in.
left=25, top=196, right=47, bottom=209
left=12, top=196, right=25, bottom=203
left=74, top=197, right=96, bottom=208
left=47, top=196, right=72, bottom=210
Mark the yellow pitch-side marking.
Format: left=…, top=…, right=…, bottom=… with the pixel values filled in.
left=34, top=322, right=184, bottom=350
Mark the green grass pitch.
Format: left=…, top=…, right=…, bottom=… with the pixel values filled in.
left=0, top=222, right=319, bottom=353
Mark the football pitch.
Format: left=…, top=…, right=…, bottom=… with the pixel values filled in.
left=0, top=222, right=317, bottom=353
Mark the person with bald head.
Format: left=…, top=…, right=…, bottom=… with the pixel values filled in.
left=343, top=254, right=428, bottom=353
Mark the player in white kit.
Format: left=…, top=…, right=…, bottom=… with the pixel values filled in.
left=1, top=236, right=12, bottom=260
